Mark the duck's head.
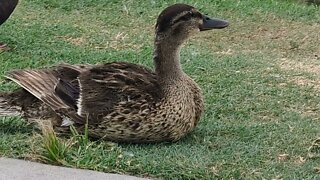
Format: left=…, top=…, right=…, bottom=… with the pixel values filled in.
left=155, top=4, right=229, bottom=44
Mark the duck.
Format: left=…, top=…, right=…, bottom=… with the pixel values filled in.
left=0, top=0, right=19, bottom=50
left=0, top=3, right=228, bottom=143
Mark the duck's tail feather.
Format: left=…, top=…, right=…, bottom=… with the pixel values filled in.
left=5, top=69, right=70, bottom=111
left=0, top=93, right=21, bottom=117
left=5, top=69, right=85, bottom=125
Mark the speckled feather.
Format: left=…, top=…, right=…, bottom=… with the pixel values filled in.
left=2, top=61, right=203, bottom=142
left=0, top=3, right=228, bottom=143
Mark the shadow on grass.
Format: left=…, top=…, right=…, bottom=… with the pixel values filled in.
left=0, top=116, right=36, bottom=135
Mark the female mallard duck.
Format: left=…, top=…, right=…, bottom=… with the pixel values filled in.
left=0, top=0, right=19, bottom=50
left=0, top=4, right=228, bottom=143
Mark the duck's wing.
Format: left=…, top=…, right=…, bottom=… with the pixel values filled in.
left=6, top=62, right=160, bottom=125
left=5, top=63, right=89, bottom=124
left=0, top=0, right=19, bottom=25
left=65, top=62, right=161, bottom=124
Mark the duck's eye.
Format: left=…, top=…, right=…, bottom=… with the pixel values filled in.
left=184, top=11, right=194, bottom=19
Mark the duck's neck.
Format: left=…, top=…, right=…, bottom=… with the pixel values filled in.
left=153, top=35, right=184, bottom=79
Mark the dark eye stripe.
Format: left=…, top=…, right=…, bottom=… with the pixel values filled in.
left=172, top=11, right=203, bottom=25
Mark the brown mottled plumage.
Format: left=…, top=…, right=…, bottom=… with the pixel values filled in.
left=0, top=0, right=19, bottom=49
left=0, top=4, right=229, bottom=143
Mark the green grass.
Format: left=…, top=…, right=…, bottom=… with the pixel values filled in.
left=1, top=0, right=320, bottom=179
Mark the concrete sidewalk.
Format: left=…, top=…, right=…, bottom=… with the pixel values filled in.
left=0, top=157, right=148, bottom=180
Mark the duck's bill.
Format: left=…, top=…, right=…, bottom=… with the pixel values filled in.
left=200, top=16, right=229, bottom=31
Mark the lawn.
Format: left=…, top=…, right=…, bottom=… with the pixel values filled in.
left=0, top=0, right=320, bottom=179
